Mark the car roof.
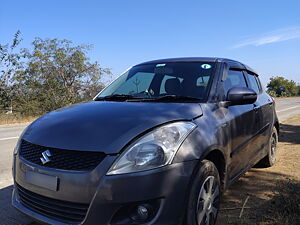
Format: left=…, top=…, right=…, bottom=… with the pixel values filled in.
left=136, top=57, right=258, bottom=75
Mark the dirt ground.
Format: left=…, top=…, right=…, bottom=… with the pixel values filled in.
left=216, top=115, right=300, bottom=225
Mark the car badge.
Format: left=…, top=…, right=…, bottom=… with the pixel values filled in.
left=40, top=150, right=52, bottom=164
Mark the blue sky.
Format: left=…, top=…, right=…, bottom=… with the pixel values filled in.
left=1, top=0, right=300, bottom=86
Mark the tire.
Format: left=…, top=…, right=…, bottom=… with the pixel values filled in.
left=258, top=126, right=278, bottom=167
left=185, top=160, right=221, bottom=225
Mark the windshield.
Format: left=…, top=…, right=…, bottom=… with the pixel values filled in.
left=95, top=62, right=216, bottom=102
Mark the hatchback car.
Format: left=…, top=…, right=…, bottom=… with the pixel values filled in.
left=12, top=57, right=279, bottom=225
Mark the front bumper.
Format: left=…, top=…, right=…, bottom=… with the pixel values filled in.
left=12, top=154, right=197, bottom=225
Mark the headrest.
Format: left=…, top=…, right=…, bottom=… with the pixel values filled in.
left=165, top=78, right=181, bottom=95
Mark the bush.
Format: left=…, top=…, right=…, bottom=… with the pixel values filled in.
left=267, top=90, right=277, bottom=97
left=267, top=76, right=298, bottom=97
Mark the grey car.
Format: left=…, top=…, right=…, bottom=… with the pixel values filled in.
left=12, top=57, right=279, bottom=225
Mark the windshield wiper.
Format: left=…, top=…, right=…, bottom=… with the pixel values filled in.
left=94, top=94, right=144, bottom=101
left=134, top=95, right=201, bottom=102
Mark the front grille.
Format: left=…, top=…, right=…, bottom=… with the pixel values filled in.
left=17, top=184, right=89, bottom=224
left=20, top=140, right=106, bottom=171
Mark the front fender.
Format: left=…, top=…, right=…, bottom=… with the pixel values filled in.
left=173, top=118, right=229, bottom=164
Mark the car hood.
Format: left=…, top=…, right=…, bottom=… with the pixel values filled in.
left=23, top=101, right=202, bottom=154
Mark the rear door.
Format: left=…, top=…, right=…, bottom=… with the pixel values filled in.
left=244, top=72, right=273, bottom=162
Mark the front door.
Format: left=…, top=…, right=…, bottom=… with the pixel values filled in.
left=221, top=69, right=257, bottom=180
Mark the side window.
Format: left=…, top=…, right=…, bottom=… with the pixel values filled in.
left=223, top=70, right=247, bottom=95
left=255, top=76, right=263, bottom=92
left=246, top=72, right=260, bottom=94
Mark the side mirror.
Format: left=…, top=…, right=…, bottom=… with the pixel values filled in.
left=227, top=87, right=257, bottom=105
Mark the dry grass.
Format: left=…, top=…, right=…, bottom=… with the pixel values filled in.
left=217, top=178, right=300, bottom=225
left=274, top=96, right=300, bottom=100
left=261, top=178, right=300, bottom=225
left=0, top=114, right=37, bottom=125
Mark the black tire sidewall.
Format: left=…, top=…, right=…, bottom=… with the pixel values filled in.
left=185, top=160, right=221, bottom=225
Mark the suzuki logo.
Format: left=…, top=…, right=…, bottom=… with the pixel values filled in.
left=40, top=150, right=52, bottom=164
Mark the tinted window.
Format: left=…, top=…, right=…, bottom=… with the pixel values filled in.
left=246, top=72, right=260, bottom=94
left=255, top=76, right=262, bottom=92
left=223, top=70, right=247, bottom=95
left=160, top=75, right=183, bottom=94
left=113, top=72, right=155, bottom=95
left=196, top=76, right=210, bottom=86
left=97, top=62, right=216, bottom=100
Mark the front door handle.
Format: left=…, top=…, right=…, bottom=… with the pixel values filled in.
left=253, top=104, right=259, bottom=112
left=221, top=122, right=228, bottom=128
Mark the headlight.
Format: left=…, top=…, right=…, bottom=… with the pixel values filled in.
left=107, top=121, right=196, bottom=175
left=13, top=126, right=29, bottom=155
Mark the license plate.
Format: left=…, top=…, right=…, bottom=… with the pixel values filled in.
left=25, top=171, right=58, bottom=191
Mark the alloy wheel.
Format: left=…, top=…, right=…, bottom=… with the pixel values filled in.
left=270, top=133, right=277, bottom=162
left=196, top=176, right=220, bottom=225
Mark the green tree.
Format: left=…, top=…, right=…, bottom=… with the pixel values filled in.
left=0, top=30, right=23, bottom=111
left=266, top=89, right=277, bottom=97
left=14, top=38, right=111, bottom=115
left=267, top=76, right=298, bottom=97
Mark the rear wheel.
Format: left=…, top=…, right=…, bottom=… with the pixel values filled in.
left=186, top=160, right=221, bottom=225
left=258, top=127, right=278, bottom=167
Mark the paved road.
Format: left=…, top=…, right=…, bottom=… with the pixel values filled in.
left=0, top=124, right=32, bottom=225
left=0, top=97, right=299, bottom=225
left=275, top=97, right=300, bottom=121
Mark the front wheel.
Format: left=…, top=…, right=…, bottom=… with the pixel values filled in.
left=185, top=160, right=221, bottom=225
